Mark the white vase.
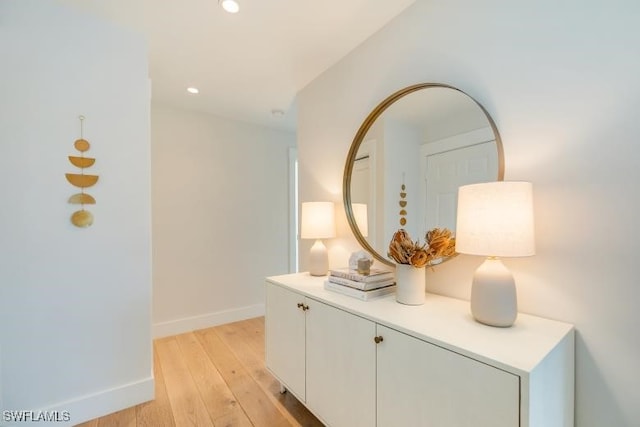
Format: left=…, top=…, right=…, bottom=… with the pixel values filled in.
left=395, top=264, right=426, bottom=305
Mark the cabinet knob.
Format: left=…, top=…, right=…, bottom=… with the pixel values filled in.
left=374, top=336, right=384, bottom=344
left=302, top=304, right=310, bottom=311
left=297, top=302, right=304, bottom=309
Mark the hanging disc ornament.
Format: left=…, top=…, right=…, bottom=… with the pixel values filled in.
left=71, top=210, right=94, bottom=228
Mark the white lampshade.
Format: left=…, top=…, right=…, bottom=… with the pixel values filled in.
left=352, top=203, right=368, bottom=238
left=456, top=181, right=535, bottom=257
left=301, top=202, right=336, bottom=239
left=301, top=202, right=336, bottom=276
left=219, top=0, right=240, bottom=13
left=455, top=181, right=535, bottom=328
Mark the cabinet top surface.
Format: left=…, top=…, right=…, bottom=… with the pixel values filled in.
left=267, top=273, right=574, bottom=374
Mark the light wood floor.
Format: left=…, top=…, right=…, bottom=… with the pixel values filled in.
left=76, top=317, right=323, bottom=427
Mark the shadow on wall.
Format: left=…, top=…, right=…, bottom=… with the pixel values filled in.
left=574, top=333, right=626, bottom=426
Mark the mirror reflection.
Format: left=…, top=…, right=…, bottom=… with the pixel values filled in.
left=344, top=84, right=504, bottom=266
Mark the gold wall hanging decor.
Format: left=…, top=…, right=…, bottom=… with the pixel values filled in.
left=399, top=174, right=407, bottom=227
left=66, top=115, right=98, bottom=227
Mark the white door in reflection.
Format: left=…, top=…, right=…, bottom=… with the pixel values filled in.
left=421, top=128, right=498, bottom=233
left=351, top=140, right=378, bottom=250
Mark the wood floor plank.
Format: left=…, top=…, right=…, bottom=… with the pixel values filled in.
left=96, top=406, right=136, bottom=427
left=215, top=322, right=274, bottom=398
left=215, top=319, right=323, bottom=427
left=155, top=336, right=215, bottom=427
left=195, top=327, right=292, bottom=427
left=239, top=317, right=266, bottom=358
left=135, top=346, right=176, bottom=427
left=217, top=320, right=284, bottom=388
left=174, top=331, right=253, bottom=427
left=74, top=420, right=98, bottom=427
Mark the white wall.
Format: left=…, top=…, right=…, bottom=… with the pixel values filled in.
left=0, top=1, right=152, bottom=425
left=297, top=1, right=640, bottom=425
left=151, top=104, right=295, bottom=337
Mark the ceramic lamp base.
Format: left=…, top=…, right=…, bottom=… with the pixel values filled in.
left=470, top=257, right=517, bottom=327
left=308, top=239, right=329, bottom=276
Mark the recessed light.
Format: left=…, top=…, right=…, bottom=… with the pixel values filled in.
left=187, top=87, right=199, bottom=94
left=220, top=0, right=240, bottom=13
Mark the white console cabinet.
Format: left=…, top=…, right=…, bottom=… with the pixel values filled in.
left=265, top=273, right=574, bottom=427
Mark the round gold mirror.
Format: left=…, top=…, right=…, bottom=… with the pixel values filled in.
left=343, top=83, right=505, bottom=267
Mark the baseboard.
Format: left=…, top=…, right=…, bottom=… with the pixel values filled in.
left=153, top=303, right=265, bottom=338
left=30, top=377, right=154, bottom=427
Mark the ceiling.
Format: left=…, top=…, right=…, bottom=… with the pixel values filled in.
left=58, top=0, right=415, bottom=131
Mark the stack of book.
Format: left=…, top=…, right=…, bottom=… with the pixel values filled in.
left=324, top=267, right=396, bottom=301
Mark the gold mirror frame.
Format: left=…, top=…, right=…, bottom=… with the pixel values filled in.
left=343, top=83, right=505, bottom=267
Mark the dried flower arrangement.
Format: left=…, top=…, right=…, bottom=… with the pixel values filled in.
left=387, top=180, right=456, bottom=268
left=388, top=228, right=456, bottom=268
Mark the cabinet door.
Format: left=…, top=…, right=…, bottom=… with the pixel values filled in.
left=265, top=283, right=306, bottom=400
left=377, top=325, right=520, bottom=427
left=306, top=299, right=376, bottom=427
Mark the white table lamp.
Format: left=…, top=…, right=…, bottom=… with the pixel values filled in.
left=456, top=181, right=535, bottom=327
left=301, top=202, right=336, bottom=276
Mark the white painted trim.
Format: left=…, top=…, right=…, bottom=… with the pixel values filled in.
left=39, top=377, right=153, bottom=427
left=153, top=304, right=266, bottom=338
left=421, top=126, right=494, bottom=156
left=0, top=343, right=3, bottom=414
left=288, top=147, right=299, bottom=273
